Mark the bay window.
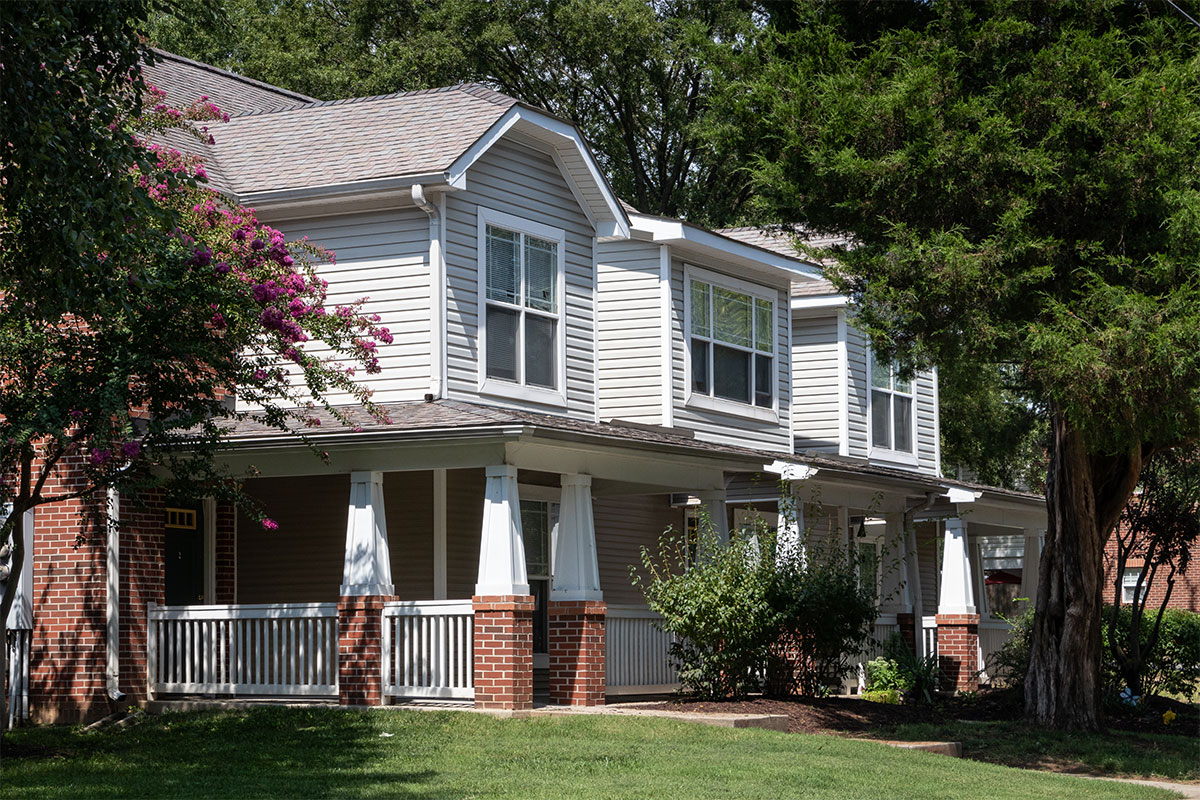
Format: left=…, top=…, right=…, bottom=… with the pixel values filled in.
left=689, top=272, right=775, bottom=409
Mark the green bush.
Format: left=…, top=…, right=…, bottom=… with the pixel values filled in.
left=991, top=604, right=1200, bottom=701
left=1102, top=605, right=1200, bottom=699
left=865, top=657, right=911, bottom=694
left=861, top=688, right=901, bottom=704
left=883, top=634, right=940, bottom=704
left=634, top=504, right=878, bottom=699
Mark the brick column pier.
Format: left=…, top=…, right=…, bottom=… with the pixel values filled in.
left=473, top=595, right=534, bottom=712
left=548, top=600, right=607, bottom=706
left=936, top=613, right=980, bottom=693
left=338, top=595, right=393, bottom=706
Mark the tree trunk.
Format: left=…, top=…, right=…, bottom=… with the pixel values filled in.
left=1025, top=412, right=1142, bottom=730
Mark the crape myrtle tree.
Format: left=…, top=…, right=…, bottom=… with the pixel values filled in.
left=1106, top=446, right=1200, bottom=697
left=740, top=0, right=1200, bottom=729
left=0, top=2, right=390, bottom=727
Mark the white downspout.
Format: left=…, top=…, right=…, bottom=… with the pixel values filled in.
left=106, top=489, right=125, bottom=702
left=413, top=184, right=446, bottom=399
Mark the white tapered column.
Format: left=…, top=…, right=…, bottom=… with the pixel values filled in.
left=553, top=474, right=602, bottom=601
left=475, top=465, right=529, bottom=596
left=696, top=490, right=730, bottom=547
left=937, top=517, right=976, bottom=615
left=340, top=471, right=394, bottom=596
left=777, top=486, right=805, bottom=566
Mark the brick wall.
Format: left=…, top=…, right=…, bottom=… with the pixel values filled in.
left=117, top=489, right=165, bottom=707
left=548, top=600, right=606, bottom=706
left=1103, top=521, right=1200, bottom=612
left=28, top=455, right=109, bottom=723
left=472, top=595, right=533, bottom=711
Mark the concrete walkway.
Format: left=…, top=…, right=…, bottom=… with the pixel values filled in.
left=1073, top=775, right=1200, bottom=799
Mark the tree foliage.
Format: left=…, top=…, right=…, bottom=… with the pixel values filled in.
left=0, top=1, right=389, bottom=726
left=149, top=0, right=767, bottom=224
left=738, top=0, right=1200, bottom=728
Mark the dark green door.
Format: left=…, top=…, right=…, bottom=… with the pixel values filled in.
left=164, top=504, right=205, bottom=605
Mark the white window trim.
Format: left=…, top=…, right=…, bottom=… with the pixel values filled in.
left=866, top=350, right=919, bottom=466
left=682, top=263, right=780, bottom=423
left=476, top=206, right=568, bottom=406
left=1121, top=567, right=1145, bottom=604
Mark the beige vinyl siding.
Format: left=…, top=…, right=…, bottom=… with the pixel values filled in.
left=445, top=468, right=485, bottom=599
left=792, top=313, right=841, bottom=453
left=670, top=257, right=793, bottom=453
left=270, top=208, right=432, bottom=403
left=443, top=137, right=596, bottom=417
left=237, top=475, right=348, bottom=603
left=594, top=494, right=680, bottom=606
left=595, top=240, right=664, bottom=424
left=383, top=471, right=434, bottom=600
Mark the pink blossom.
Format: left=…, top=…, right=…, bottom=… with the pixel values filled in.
left=120, top=441, right=142, bottom=460
left=261, top=518, right=279, bottom=531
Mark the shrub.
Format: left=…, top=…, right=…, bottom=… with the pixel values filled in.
left=634, top=503, right=878, bottom=699
left=882, top=634, right=940, bottom=704
left=992, top=604, right=1199, bottom=701
left=861, top=688, right=901, bottom=704
left=865, top=657, right=911, bottom=695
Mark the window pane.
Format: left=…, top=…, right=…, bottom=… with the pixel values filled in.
left=754, top=353, right=773, bottom=407
left=524, top=236, right=557, bottom=312
left=858, top=542, right=878, bottom=590
left=691, top=281, right=710, bottom=337
left=712, top=286, right=752, bottom=348
left=692, top=339, right=709, bottom=393
left=713, top=344, right=750, bottom=403
left=754, top=298, right=773, bottom=352
left=894, top=367, right=912, bottom=394
left=871, top=389, right=891, bottom=447
left=894, top=395, right=913, bottom=452
left=485, top=226, right=519, bottom=304
left=870, top=354, right=891, bottom=389
left=524, top=314, right=556, bottom=389
left=486, top=305, right=519, bottom=381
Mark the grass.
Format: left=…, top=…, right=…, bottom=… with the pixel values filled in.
left=877, top=719, right=1200, bottom=783
left=0, top=707, right=1183, bottom=800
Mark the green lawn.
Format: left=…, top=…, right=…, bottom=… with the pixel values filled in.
left=0, top=707, right=1181, bottom=800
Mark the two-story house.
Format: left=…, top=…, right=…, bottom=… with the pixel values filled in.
left=5, top=50, right=1046, bottom=723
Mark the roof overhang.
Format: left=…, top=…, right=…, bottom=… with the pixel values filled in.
left=235, top=173, right=453, bottom=212
left=629, top=213, right=823, bottom=284
left=449, top=106, right=631, bottom=241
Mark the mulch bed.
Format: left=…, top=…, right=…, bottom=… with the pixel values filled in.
left=642, top=687, right=1198, bottom=737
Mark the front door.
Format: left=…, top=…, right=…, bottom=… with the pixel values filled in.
left=164, top=504, right=206, bottom=605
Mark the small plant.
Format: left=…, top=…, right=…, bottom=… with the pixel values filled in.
left=865, top=656, right=912, bottom=695
left=883, top=634, right=940, bottom=705
left=861, top=688, right=901, bottom=705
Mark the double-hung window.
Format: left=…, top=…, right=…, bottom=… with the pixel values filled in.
left=479, top=208, right=564, bottom=397
left=870, top=355, right=914, bottom=453
left=689, top=271, right=775, bottom=409
left=1121, top=568, right=1145, bottom=605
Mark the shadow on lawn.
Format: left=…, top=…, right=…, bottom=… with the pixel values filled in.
left=6, top=706, right=464, bottom=799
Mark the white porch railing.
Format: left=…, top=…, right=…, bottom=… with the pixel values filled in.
left=147, top=602, right=339, bottom=697
left=921, top=615, right=939, bottom=659
left=605, top=605, right=679, bottom=695
left=6, top=629, right=31, bottom=725
left=977, top=617, right=1014, bottom=683
left=863, top=613, right=900, bottom=662
left=381, top=600, right=474, bottom=700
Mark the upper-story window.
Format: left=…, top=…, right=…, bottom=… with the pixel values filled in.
left=478, top=208, right=566, bottom=402
left=870, top=355, right=914, bottom=453
left=688, top=270, right=775, bottom=409
left=1121, top=567, right=1145, bottom=605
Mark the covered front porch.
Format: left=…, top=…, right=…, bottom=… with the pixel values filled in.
left=141, top=408, right=762, bottom=711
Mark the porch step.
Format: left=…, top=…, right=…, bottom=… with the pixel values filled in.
left=147, top=697, right=338, bottom=715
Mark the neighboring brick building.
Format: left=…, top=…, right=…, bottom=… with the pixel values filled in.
left=1103, top=520, right=1200, bottom=613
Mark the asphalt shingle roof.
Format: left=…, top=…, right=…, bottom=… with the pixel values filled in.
left=143, top=49, right=315, bottom=116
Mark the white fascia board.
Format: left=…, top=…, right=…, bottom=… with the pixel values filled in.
left=448, top=106, right=631, bottom=240
left=791, top=295, right=848, bottom=312
left=237, top=173, right=451, bottom=207
left=630, top=214, right=822, bottom=282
